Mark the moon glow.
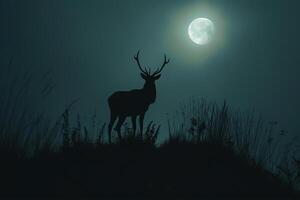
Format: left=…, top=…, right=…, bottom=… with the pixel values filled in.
left=188, top=18, right=215, bottom=45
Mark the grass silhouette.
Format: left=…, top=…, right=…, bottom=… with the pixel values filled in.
left=0, top=65, right=299, bottom=198
left=0, top=99, right=299, bottom=198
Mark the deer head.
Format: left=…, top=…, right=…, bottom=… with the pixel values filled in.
left=134, top=50, right=170, bottom=87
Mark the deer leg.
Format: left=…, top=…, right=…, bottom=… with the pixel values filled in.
left=108, top=114, right=117, bottom=144
left=139, top=113, right=145, bottom=138
left=115, top=115, right=125, bottom=140
left=131, top=116, right=137, bottom=136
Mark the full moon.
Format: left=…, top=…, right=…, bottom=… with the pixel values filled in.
left=188, top=18, right=215, bottom=45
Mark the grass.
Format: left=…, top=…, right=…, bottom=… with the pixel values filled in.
left=0, top=100, right=299, bottom=198
left=0, top=64, right=300, bottom=198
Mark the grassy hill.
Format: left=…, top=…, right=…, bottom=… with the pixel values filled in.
left=0, top=139, right=295, bottom=198
left=0, top=100, right=299, bottom=199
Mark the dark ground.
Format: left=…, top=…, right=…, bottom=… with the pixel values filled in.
left=0, top=140, right=296, bottom=199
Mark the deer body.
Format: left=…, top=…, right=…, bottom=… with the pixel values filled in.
left=107, top=51, right=169, bottom=143
left=109, top=86, right=155, bottom=116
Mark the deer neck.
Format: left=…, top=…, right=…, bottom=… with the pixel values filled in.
left=142, top=83, right=156, bottom=104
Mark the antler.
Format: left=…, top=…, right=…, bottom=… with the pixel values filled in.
left=152, top=54, right=170, bottom=76
left=134, top=50, right=149, bottom=75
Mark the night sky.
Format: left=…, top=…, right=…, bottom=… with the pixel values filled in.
left=1, top=0, right=300, bottom=139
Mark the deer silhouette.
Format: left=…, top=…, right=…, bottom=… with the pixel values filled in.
left=107, top=51, right=170, bottom=143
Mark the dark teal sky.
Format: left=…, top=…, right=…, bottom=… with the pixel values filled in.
left=1, top=0, right=300, bottom=138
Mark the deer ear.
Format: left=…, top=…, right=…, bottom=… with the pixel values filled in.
left=153, top=74, right=161, bottom=80
left=141, top=73, right=147, bottom=80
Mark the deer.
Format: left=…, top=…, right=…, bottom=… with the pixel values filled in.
left=107, top=51, right=170, bottom=143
